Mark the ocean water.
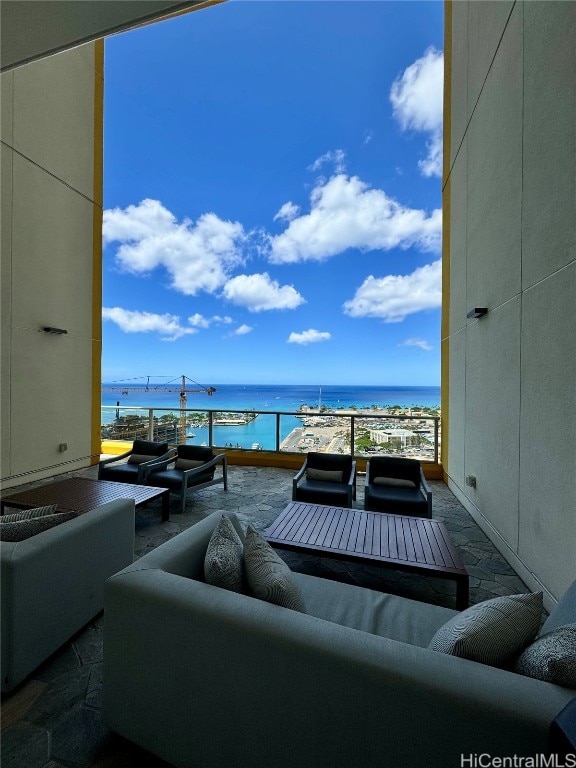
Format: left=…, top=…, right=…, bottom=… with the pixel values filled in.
left=101, top=384, right=441, bottom=450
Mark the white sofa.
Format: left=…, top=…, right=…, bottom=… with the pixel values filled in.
left=1, top=498, right=135, bottom=693
left=104, top=511, right=576, bottom=768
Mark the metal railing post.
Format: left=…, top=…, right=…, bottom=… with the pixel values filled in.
left=275, top=413, right=281, bottom=452
left=434, top=417, right=439, bottom=464
left=350, top=415, right=355, bottom=457
left=208, top=411, right=214, bottom=448
left=148, top=409, right=154, bottom=441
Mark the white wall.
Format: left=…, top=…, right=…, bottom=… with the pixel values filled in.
left=444, top=0, right=576, bottom=602
left=1, top=43, right=101, bottom=488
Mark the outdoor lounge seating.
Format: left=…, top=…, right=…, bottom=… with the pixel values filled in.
left=364, top=456, right=432, bottom=517
left=104, top=511, right=576, bottom=768
left=292, top=451, right=356, bottom=508
left=98, top=439, right=171, bottom=484
left=143, top=445, right=228, bottom=514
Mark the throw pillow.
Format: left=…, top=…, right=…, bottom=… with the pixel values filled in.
left=514, top=624, right=576, bottom=687
left=428, top=592, right=543, bottom=667
left=204, top=514, right=244, bottom=593
left=1, top=504, right=58, bottom=523
left=0, top=511, right=78, bottom=542
left=244, top=525, right=305, bottom=612
left=175, top=458, right=205, bottom=471
left=306, top=468, right=343, bottom=483
left=127, top=454, right=155, bottom=464
left=373, top=477, right=415, bottom=488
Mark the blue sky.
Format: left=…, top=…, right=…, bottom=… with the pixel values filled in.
left=102, top=0, right=444, bottom=386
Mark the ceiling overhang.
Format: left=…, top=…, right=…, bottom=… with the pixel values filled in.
left=1, top=0, right=225, bottom=73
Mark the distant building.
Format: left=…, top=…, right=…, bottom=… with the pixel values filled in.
left=369, top=428, right=418, bottom=447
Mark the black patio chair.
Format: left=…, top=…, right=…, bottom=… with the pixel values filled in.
left=364, top=456, right=432, bottom=517
left=292, top=452, right=356, bottom=508
left=98, top=439, right=172, bottom=484
left=143, top=445, right=228, bottom=514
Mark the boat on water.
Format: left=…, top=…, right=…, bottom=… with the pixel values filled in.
left=251, top=442, right=262, bottom=450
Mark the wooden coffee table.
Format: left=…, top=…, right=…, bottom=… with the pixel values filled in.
left=1, top=477, right=170, bottom=522
left=265, top=501, right=469, bottom=609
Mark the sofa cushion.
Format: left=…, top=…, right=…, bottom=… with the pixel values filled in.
left=292, top=572, right=455, bottom=646
left=541, top=579, right=576, bottom=634
left=514, top=624, right=576, bottom=687
left=204, top=514, right=244, bottom=593
left=1, top=504, right=58, bottom=522
left=0, top=511, right=78, bottom=542
left=428, top=592, right=543, bottom=666
left=244, top=525, right=305, bottom=612
left=306, top=468, right=343, bottom=483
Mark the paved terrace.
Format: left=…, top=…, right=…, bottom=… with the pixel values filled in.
left=2, top=463, right=531, bottom=768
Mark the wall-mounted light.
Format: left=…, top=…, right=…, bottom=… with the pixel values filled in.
left=466, top=308, right=488, bottom=319
left=42, top=327, right=68, bottom=335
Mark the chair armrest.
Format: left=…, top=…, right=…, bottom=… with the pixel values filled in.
left=292, top=460, right=307, bottom=492
left=346, top=461, right=357, bottom=487
left=138, top=450, right=177, bottom=481
left=181, top=453, right=226, bottom=479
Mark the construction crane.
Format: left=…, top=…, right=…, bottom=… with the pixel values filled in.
left=102, top=376, right=216, bottom=444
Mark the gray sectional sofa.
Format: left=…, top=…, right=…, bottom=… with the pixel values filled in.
left=104, top=511, right=575, bottom=768
left=1, top=498, right=135, bottom=693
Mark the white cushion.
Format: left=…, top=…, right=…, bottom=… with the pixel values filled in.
left=514, top=623, right=576, bottom=687
left=0, top=511, right=78, bottom=542
left=175, top=458, right=205, bottom=471
left=204, top=514, right=244, bottom=593
left=127, top=453, right=155, bottom=465
left=244, top=525, right=305, bottom=612
left=428, top=592, right=543, bottom=667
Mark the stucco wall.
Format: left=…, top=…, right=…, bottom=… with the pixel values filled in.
left=444, top=1, right=576, bottom=602
left=0, top=43, right=102, bottom=488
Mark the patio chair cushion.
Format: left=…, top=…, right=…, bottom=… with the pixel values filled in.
left=244, top=525, right=305, bottom=612
left=204, top=514, right=244, bottom=593
left=306, top=468, right=343, bottom=483
left=429, top=592, right=543, bottom=667
left=514, top=624, right=576, bottom=687
left=132, top=440, right=169, bottom=456
left=373, top=477, right=415, bottom=488
left=175, top=458, right=205, bottom=471
left=128, top=453, right=157, bottom=464
left=150, top=468, right=214, bottom=490
left=0, top=511, right=77, bottom=542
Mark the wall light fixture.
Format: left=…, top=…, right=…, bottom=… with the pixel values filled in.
left=466, top=308, right=488, bottom=319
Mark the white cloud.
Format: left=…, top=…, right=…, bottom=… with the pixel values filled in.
left=287, top=329, right=331, bottom=345
left=363, top=130, right=374, bottom=145
left=308, top=148, right=346, bottom=174
left=103, top=199, right=246, bottom=296
left=188, top=313, right=233, bottom=328
left=269, top=174, right=441, bottom=264
left=102, top=307, right=197, bottom=341
left=343, top=259, right=442, bottom=323
left=390, top=47, right=444, bottom=177
left=399, top=337, right=433, bottom=351
left=222, top=273, right=305, bottom=312
left=274, top=202, right=300, bottom=223
left=232, top=324, right=253, bottom=336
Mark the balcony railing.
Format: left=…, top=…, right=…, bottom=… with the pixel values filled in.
left=101, top=405, right=441, bottom=463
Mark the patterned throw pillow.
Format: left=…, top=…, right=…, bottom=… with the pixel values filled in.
left=428, top=592, right=543, bottom=667
left=1, top=504, right=58, bottom=522
left=204, top=514, right=244, bottom=593
left=244, top=525, right=305, bottom=612
left=514, top=624, right=576, bottom=687
left=373, top=477, right=415, bottom=488
left=306, top=468, right=343, bottom=483
left=0, top=511, right=78, bottom=542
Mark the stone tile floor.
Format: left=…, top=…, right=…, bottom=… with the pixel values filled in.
left=1, top=463, right=531, bottom=768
